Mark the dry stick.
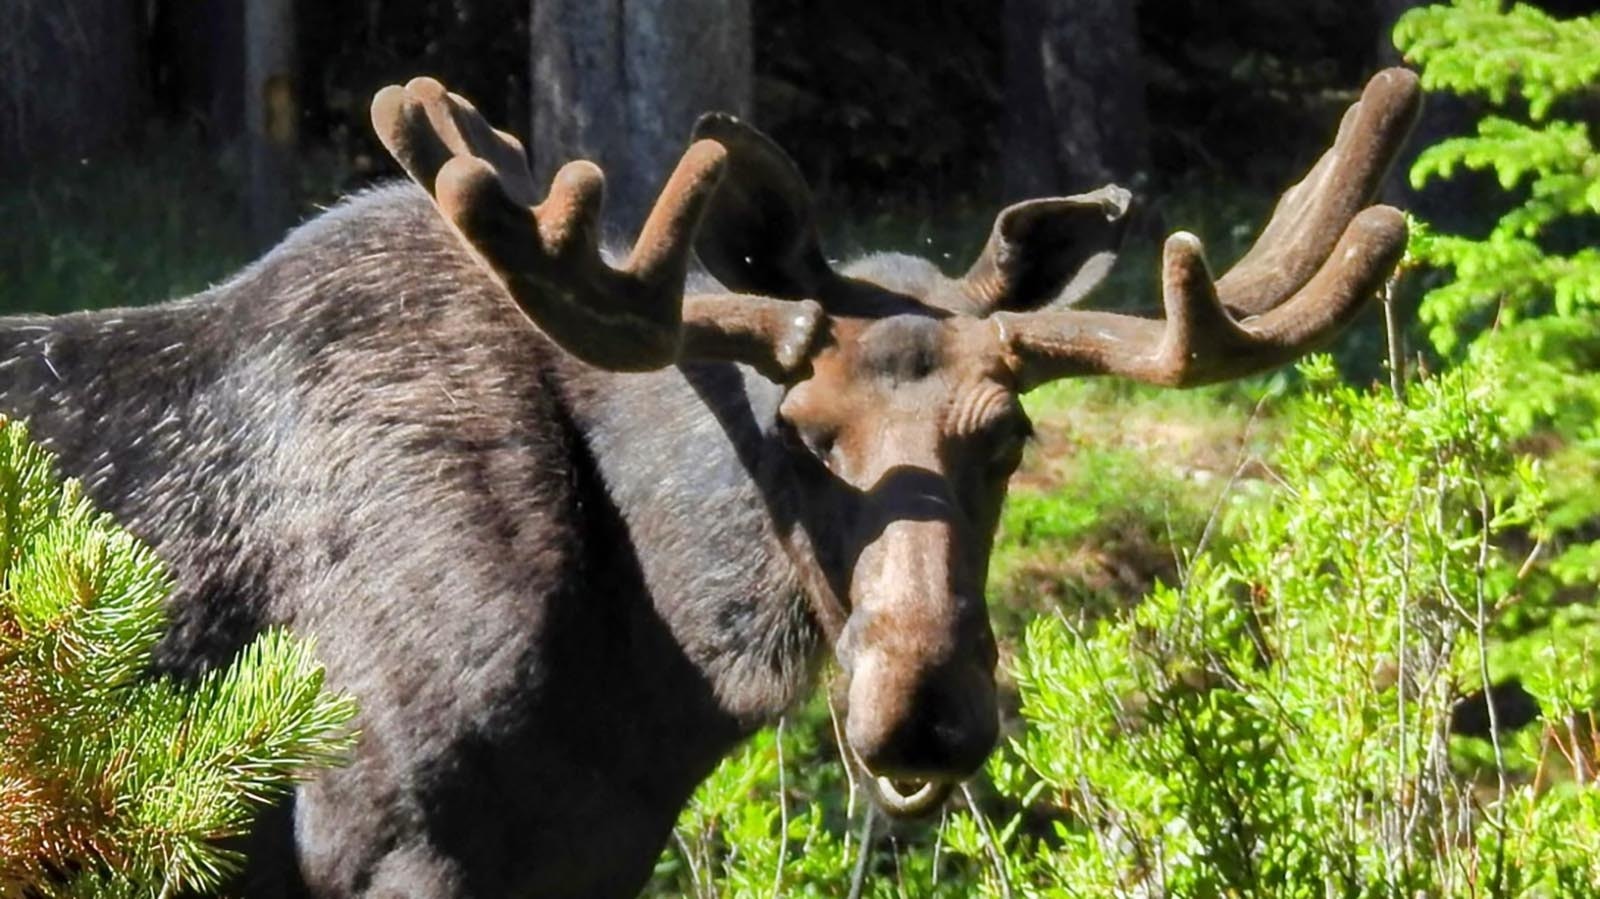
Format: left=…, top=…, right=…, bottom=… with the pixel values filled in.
left=1394, top=483, right=1421, bottom=890
left=1475, top=484, right=1510, bottom=897
left=1384, top=263, right=1416, bottom=889
left=846, top=805, right=876, bottom=899
left=673, top=831, right=709, bottom=899
left=1580, top=703, right=1593, bottom=780
left=1193, top=393, right=1272, bottom=562
left=771, top=716, right=789, bottom=899
left=827, top=690, right=861, bottom=845
left=830, top=684, right=879, bottom=898
left=1381, top=270, right=1408, bottom=403
left=960, top=784, right=1014, bottom=899
left=1430, top=468, right=1483, bottom=896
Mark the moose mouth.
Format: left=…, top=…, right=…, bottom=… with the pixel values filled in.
left=841, top=739, right=958, bottom=818
left=864, top=774, right=955, bottom=818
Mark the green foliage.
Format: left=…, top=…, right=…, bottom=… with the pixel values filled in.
left=993, top=357, right=1544, bottom=896
left=0, top=128, right=255, bottom=317
left=999, top=448, right=1197, bottom=553
left=1396, top=1, right=1600, bottom=361
left=1395, top=1, right=1600, bottom=118
left=1397, top=0, right=1600, bottom=787
left=0, top=420, right=356, bottom=897
left=650, top=697, right=986, bottom=898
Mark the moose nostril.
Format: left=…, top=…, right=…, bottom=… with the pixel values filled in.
left=846, top=661, right=1000, bottom=782
left=852, top=704, right=997, bottom=782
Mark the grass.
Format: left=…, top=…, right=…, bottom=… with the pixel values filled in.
left=1, top=130, right=254, bottom=315
left=0, top=127, right=359, bottom=317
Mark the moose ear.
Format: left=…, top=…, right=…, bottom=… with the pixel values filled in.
left=691, top=113, right=838, bottom=299
left=962, top=185, right=1133, bottom=312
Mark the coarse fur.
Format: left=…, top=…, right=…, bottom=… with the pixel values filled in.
left=0, top=184, right=836, bottom=898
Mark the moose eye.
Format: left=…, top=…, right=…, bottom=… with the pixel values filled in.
left=779, top=420, right=839, bottom=468
left=804, top=430, right=839, bottom=466
left=983, top=418, right=1033, bottom=475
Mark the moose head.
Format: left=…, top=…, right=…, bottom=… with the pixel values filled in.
left=370, top=69, right=1420, bottom=815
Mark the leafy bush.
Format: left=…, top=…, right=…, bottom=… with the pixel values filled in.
left=985, top=357, right=1556, bottom=895
left=1397, top=0, right=1600, bottom=794
left=1398, top=0, right=1600, bottom=388
left=0, top=420, right=356, bottom=897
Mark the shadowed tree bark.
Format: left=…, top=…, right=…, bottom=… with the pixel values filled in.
left=0, top=0, right=144, bottom=168
left=150, top=2, right=245, bottom=145
left=1003, top=0, right=1149, bottom=200
left=245, top=0, right=297, bottom=246
left=1372, top=0, right=1484, bottom=224
left=530, top=0, right=752, bottom=236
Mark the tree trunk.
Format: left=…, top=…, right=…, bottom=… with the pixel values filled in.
left=245, top=0, right=297, bottom=246
left=530, top=0, right=752, bottom=237
left=0, top=0, right=144, bottom=168
left=150, top=1, right=245, bottom=144
left=1003, top=0, right=1148, bottom=199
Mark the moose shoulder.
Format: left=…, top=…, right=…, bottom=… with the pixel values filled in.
left=0, top=71, right=1419, bottom=898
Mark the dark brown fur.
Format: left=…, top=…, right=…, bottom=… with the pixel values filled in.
left=1, top=186, right=835, bottom=897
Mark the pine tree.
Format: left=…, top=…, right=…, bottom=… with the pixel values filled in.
left=1396, top=0, right=1600, bottom=364
left=0, top=419, right=356, bottom=898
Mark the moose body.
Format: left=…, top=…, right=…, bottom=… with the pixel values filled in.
left=1, top=185, right=826, bottom=896
left=2, top=70, right=1420, bottom=898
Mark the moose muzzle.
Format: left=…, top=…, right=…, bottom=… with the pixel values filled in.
left=836, top=512, right=1000, bottom=814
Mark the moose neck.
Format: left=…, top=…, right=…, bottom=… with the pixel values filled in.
left=561, top=356, right=828, bottom=728
left=0, top=188, right=840, bottom=895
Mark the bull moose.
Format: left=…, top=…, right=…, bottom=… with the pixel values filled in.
left=0, top=69, right=1418, bottom=897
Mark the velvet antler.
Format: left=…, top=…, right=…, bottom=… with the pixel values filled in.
left=988, top=67, right=1421, bottom=390
left=371, top=77, right=824, bottom=381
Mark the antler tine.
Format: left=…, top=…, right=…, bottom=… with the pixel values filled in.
left=370, top=78, right=827, bottom=379
left=1215, top=67, right=1421, bottom=315
left=372, top=77, right=540, bottom=206
left=998, top=207, right=1405, bottom=390
left=995, top=68, right=1419, bottom=392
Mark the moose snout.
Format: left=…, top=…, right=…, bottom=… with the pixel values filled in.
left=844, top=650, right=999, bottom=782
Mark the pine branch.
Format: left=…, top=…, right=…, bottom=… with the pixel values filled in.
left=0, top=419, right=358, bottom=897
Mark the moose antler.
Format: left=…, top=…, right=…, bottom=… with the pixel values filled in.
left=991, top=68, right=1421, bottom=390
left=370, top=77, right=825, bottom=380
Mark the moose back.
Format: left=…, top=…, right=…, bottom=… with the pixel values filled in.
left=0, top=70, right=1417, bottom=897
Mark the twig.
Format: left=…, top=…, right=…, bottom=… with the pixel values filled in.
left=961, top=783, right=1014, bottom=899
left=1382, top=271, right=1408, bottom=403
left=1193, top=393, right=1271, bottom=563
left=771, top=716, right=789, bottom=899
left=1474, top=484, right=1509, bottom=897
left=674, top=830, right=710, bottom=899
left=846, top=804, right=876, bottom=899
left=827, top=690, right=861, bottom=844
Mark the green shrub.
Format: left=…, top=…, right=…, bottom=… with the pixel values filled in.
left=0, top=420, right=356, bottom=897
left=1397, top=0, right=1600, bottom=392
left=982, top=356, right=1553, bottom=895
left=1397, top=0, right=1600, bottom=805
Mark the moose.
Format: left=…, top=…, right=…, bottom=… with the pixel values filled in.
left=0, top=69, right=1418, bottom=897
